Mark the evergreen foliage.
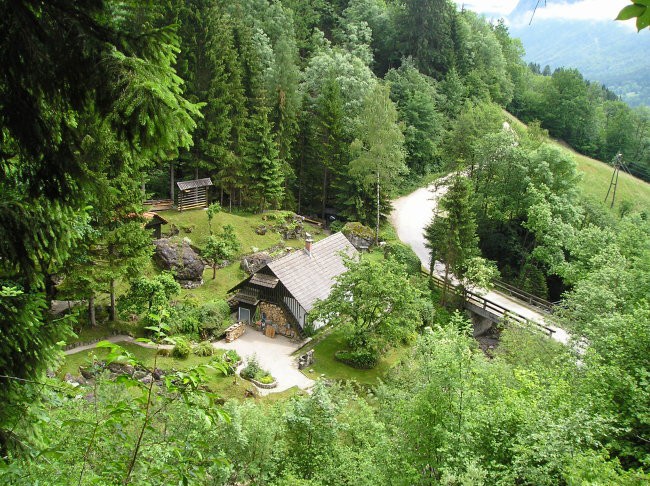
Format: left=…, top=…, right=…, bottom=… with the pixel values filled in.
left=3, top=1, right=650, bottom=480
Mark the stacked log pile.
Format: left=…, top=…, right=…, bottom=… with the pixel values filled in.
left=259, top=302, right=296, bottom=339
left=225, top=322, right=245, bottom=343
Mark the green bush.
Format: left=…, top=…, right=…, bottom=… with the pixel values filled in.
left=240, top=355, right=262, bottom=380
left=196, top=300, right=231, bottom=339
left=329, top=220, right=344, bottom=233
left=223, top=349, right=241, bottom=364
left=240, top=354, right=274, bottom=382
left=193, top=340, right=214, bottom=357
left=335, top=349, right=379, bottom=369
left=169, top=301, right=201, bottom=338
left=383, top=241, right=422, bottom=275
left=171, top=337, right=191, bottom=359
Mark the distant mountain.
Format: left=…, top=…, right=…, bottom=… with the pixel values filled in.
left=508, top=1, right=650, bottom=106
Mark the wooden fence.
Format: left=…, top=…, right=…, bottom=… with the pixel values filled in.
left=424, top=271, right=556, bottom=337
left=492, top=279, right=557, bottom=314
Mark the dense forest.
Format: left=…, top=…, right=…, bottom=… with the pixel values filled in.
left=1, top=0, right=649, bottom=484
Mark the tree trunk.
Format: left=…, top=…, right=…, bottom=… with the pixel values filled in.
left=212, top=265, right=217, bottom=280
left=321, top=167, right=328, bottom=220
left=109, top=278, right=116, bottom=321
left=88, top=294, right=96, bottom=327
left=170, top=161, right=175, bottom=204
left=376, top=171, right=380, bottom=246
left=441, top=263, right=450, bottom=306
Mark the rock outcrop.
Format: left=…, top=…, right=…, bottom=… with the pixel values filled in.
left=153, top=239, right=204, bottom=288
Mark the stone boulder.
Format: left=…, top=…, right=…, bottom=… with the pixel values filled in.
left=153, top=239, right=204, bottom=288
left=342, top=222, right=374, bottom=250
left=240, top=251, right=272, bottom=275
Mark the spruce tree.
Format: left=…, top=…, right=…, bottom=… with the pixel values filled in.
left=246, top=108, right=284, bottom=211
left=424, top=176, right=479, bottom=304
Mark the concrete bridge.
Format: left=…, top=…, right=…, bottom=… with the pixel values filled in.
left=390, top=180, right=569, bottom=345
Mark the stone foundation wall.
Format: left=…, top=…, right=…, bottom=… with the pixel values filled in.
left=258, top=301, right=297, bottom=339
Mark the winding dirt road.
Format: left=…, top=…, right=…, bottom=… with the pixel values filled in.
left=390, top=178, right=569, bottom=344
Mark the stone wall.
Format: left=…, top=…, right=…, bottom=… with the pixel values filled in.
left=258, top=301, right=297, bottom=339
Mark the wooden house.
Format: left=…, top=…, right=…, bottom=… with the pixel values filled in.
left=229, top=232, right=358, bottom=339
left=176, top=178, right=213, bottom=211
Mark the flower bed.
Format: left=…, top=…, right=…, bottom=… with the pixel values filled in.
left=239, top=355, right=277, bottom=389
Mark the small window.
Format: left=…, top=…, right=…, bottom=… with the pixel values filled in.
left=238, top=307, right=251, bottom=324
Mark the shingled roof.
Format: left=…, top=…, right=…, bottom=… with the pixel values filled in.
left=267, top=232, right=357, bottom=312
left=176, top=178, right=213, bottom=191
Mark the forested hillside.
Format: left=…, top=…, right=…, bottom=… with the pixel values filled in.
left=1, top=1, right=650, bottom=484
left=509, top=0, right=650, bottom=107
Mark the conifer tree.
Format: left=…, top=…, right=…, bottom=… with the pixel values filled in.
left=315, top=76, right=349, bottom=219
left=246, top=108, right=284, bottom=211
left=424, top=176, right=479, bottom=304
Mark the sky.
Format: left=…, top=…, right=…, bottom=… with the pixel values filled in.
left=455, top=0, right=630, bottom=22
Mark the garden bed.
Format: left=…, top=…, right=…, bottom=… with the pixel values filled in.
left=240, top=375, right=278, bottom=389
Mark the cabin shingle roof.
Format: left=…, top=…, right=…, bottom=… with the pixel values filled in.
left=176, top=178, right=213, bottom=191
left=267, top=232, right=357, bottom=312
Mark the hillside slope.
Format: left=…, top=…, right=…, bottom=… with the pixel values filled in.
left=504, top=111, right=650, bottom=213
left=508, top=1, right=650, bottom=106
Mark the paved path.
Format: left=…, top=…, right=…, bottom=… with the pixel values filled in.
left=390, top=178, right=569, bottom=345
left=219, top=330, right=315, bottom=395
left=63, top=330, right=314, bottom=395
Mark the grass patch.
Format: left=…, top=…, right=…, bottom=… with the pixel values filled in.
left=158, top=209, right=328, bottom=252
left=298, top=327, right=410, bottom=385
left=360, top=247, right=385, bottom=265
left=180, top=261, right=247, bottom=302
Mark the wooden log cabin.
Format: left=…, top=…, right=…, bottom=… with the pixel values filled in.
left=176, top=178, right=213, bottom=211
left=229, top=232, right=358, bottom=339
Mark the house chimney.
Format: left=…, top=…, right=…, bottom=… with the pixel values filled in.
left=305, top=233, right=313, bottom=256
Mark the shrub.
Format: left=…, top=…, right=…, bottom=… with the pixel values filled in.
left=172, top=337, right=191, bottom=359
left=157, top=348, right=171, bottom=357
left=240, top=354, right=274, bottom=382
left=169, top=301, right=201, bottom=337
left=240, top=355, right=262, bottom=380
left=193, top=340, right=214, bottom=357
left=329, top=220, right=344, bottom=233
left=383, top=241, right=422, bottom=275
left=196, top=300, right=231, bottom=339
left=257, top=375, right=275, bottom=384
left=335, top=349, right=379, bottom=369
left=223, top=350, right=241, bottom=364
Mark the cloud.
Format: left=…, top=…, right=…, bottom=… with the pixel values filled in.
left=454, top=0, right=518, bottom=15
left=530, top=0, right=629, bottom=22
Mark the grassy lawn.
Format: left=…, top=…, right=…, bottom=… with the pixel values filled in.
left=58, top=342, right=282, bottom=401
left=298, top=327, right=411, bottom=385
left=504, top=110, right=650, bottom=214
left=180, top=261, right=247, bottom=302
left=157, top=208, right=328, bottom=253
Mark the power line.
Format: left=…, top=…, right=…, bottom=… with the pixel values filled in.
left=604, top=153, right=623, bottom=209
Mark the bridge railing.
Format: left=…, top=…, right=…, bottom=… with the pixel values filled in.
left=423, top=270, right=556, bottom=337
left=491, top=279, right=556, bottom=314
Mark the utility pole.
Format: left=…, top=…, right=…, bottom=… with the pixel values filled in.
left=604, top=152, right=623, bottom=209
